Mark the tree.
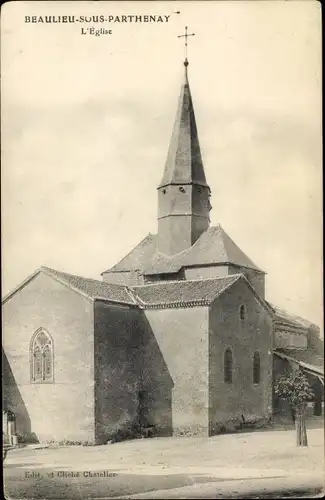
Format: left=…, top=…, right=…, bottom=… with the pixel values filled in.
left=274, top=369, right=314, bottom=446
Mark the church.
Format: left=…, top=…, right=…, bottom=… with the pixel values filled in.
left=2, top=55, right=324, bottom=445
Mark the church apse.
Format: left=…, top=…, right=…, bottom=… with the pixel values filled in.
left=208, top=278, right=273, bottom=432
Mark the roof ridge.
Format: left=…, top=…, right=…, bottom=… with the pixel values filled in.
left=150, top=228, right=222, bottom=261
left=210, top=274, right=242, bottom=302
left=41, top=266, right=101, bottom=283
left=186, top=224, right=221, bottom=249
left=235, top=273, right=273, bottom=314
left=3, top=265, right=134, bottom=307
left=40, top=266, right=133, bottom=289
left=42, top=266, right=129, bottom=290
left=2, top=268, right=42, bottom=304
left=39, top=267, right=96, bottom=303
left=41, top=266, right=136, bottom=305
left=130, top=274, right=243, bottom=309
left=217, top=226, right=262, bottom=272
left=103, top=224, right=265, bottom=276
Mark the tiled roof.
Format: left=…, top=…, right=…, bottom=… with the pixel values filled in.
left=160, top=225, right=262, bottom=272
left=41, top=267, right=137, bottom=305
left=3, top=266, right=272, bottom=313
left=131, top=275, right=242, bottom=308
left=103, top=234, right=157, bottom=274
left=103, top=225, right=263, bottom=275
left=274, top=348, right=324, bottom=373
left=270, top=304, right=317, bottom=330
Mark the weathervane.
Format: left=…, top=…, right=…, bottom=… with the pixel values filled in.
left=178, top=26, right=195, bottom=66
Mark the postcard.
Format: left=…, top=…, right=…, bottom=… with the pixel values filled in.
left=2, top=1, right=323, bottom=498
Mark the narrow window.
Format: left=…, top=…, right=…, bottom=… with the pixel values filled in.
left=224, top=348, right=233, bottom=384
left=31, top=329, right=54, bottom=383
left=239, top=305, right=246, bottom=320
left=253, top=352, right=260, bottom=384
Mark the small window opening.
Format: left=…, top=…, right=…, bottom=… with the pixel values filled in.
left=253, top=352, right=261, bottom=384
left=224, top=348, right=233, bottom=384
left=239, top=305, right=246, bottom=320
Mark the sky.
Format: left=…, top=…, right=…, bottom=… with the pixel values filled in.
left=1, top=1, right=322, bottom=327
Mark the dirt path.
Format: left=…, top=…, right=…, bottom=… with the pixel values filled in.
left=4, top=428, right=324, bottom=499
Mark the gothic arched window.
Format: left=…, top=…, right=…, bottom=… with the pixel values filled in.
left=253, top=352, right=260, bottom=385
left=224, top=348, right=233, bottom=384
left=30, top=329, right=54, bottom=383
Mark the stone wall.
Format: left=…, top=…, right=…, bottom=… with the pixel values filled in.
left=228, top=265, right=265, bottom=299
left=94, top=302, right=176, bottom=442
left=144, top=306, right=209, bottom=436
left=184, top=265, right=229, bottom=280
left=274, top=328, right=307, bottom=348
left=2, top=272, right=95, bottom=443
left=209, top=278, right=273, bottom=434
left=93, top=301, right=142, bottom=444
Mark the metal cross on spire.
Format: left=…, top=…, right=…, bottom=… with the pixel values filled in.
left=178, top=26, right=195, bottom=66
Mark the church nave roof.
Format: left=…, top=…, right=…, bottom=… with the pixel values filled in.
left=2, top=266, right=138, bottom=306
left=131, top=274, right=242, bottom=308
left=103, top=224, right=263, bottom=276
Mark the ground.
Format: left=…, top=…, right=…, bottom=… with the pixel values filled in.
left=4, top=426, right=324, bottom=499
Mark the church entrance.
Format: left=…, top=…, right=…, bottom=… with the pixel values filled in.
left=3, top=410, right=18, bottom=449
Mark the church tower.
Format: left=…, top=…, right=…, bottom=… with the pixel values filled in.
left=103, top=44, right=265, bottom=296
left=157, top=58, right=212, bottom=256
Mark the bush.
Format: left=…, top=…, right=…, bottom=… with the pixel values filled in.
left=174, top=425, right=208, bottom=437
left=109, top=418, right=157, bottom=444
left=211, top=422, right=226, bottom=435
left=175, top=428, right=193, bottom=437
left=241, top=415, right=271, bottom=430
left=212, top=415, right=270, bottom=435
left=42, top=439, right=95, bottom=447
left=17, top=432, right=39, bottom=444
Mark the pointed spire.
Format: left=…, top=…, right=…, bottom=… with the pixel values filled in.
left=157, top=58, right=211, bottom=255
left=158, top=61, right=208, bottom=188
